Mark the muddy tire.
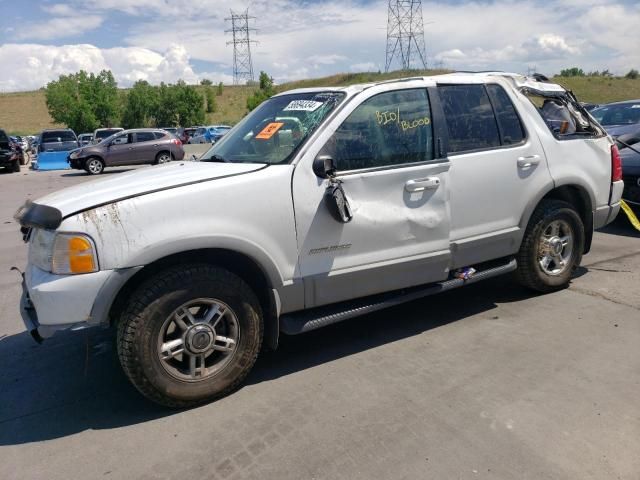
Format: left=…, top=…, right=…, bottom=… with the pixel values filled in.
left=117, top=264, right=263, bottom=408
left=515, top=199, right=584, bottom=293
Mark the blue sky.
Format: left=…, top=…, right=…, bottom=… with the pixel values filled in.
left=0, top=0, right=638, bottom=92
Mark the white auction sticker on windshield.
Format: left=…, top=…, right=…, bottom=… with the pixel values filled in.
left=283, top=100, right=323, bottom=112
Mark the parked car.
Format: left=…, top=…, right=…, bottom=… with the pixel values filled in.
left=590, top=100, right=640, bottom=210
left=0, top=128, right=21, bottom=172
left=68, top=128, right=185, bottom=174
left=8, top=136, right=27, bottom=166
left=16, top=73, right=622, bottom=407
left=37, top=129, right=79, bottom=152
left=160, top=127, right=178, bottom=136
left=92, top=127, right=124, bottom=144
left=179, top=127, right=200, bottom=144
left=189, top=125, right=232, bottom=144
left=78, top=133, right=93, bottom=146
left=580, top=102, right=599, bottom=112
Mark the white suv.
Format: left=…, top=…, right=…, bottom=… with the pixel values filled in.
left=16, top=73, right=623, bottom=407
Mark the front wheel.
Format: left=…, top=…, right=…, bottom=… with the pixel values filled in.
left=117, top=264, right=263, bottom=407
left=12, top=160, right=20, bottom=172
left=515, top=199, right=585, bottom=292
left=85, top=157, right=104, bottom=175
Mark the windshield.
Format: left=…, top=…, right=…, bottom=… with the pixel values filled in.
left=591, top=102, right=640, bottom=126
left=96, top=129, right=122, bottom=141
left=200, top=91, right=345, bottom=164
left=42, top=131, right=76, bottom=142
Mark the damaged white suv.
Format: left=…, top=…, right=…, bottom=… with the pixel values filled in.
left=16, top=73, right=623, bottom=407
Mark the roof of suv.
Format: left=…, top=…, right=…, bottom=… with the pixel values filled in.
left=276, top=72, right=567, bottom=97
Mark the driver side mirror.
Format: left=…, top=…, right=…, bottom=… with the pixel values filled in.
left=313, top=155, right=337, bottom=179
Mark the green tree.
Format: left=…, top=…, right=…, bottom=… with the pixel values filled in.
left=200, top=78, right=213, bottom=86
left=155, top=80, right=205, bottom=127
left=206, top=87, right=216, bottom=113
left=247, top=71, right=275, bottom=111
left=625, top=69, right=639, bottom=79
left=559, top=67, right=585, bottom=77
left=45, top=70, right=120, bottom=133
left=121, top=80, right=159, bottom=128
left=259, top=71, right=274, bottom=91
left=216, top=82, right=224, bottom=96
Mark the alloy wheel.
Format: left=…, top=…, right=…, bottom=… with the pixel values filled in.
left=157, top=298, right=240, bottom=382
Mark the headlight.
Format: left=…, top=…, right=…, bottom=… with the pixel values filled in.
left=29, top=230, right=99, bottom=274
left=69, top=150, right=82, bottom=159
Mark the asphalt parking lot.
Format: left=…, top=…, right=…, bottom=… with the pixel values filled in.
left=1, top=163, right=639, bottom=480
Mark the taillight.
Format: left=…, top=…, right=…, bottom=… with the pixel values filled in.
left=172, top=138, right=182, bottom=146
left=611, top=144, right=622, bottom=182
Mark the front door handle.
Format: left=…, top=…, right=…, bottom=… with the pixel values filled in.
left=405, top=177, right=441, bottom=192
left=517, top=155, right=541, bottom=168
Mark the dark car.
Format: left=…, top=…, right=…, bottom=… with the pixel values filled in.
left=178, top=127, right=199, bottom=144
left=160, top=127, right=178, bottom=136
left=0, top=128, right=21, bottom=173
left=38, top=129, right=79, bottom=153
left=68, top=128, right=185, bottom=175
left=591, top=100, right=640, bottom=209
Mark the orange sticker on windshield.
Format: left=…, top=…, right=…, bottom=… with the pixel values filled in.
left=256, top=122, right=284, bottom=140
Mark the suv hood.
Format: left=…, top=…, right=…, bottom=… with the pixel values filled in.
left=33, top=161, right=266, bottom=219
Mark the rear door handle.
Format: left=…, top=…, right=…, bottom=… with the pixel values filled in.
left=517, top=155, right=541, bottom=168
left=405, top=177, right=441, bottom=192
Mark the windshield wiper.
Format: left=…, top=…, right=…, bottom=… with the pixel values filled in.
left=205, top=154, right=227, bottom=163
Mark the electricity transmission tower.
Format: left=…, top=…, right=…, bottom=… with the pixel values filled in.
left=385, top=0, right=428, bottom=72
left=226, top=9, right=257, bottom=85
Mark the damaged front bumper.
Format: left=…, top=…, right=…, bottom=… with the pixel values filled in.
left=19, top=265, right=114, bottom=342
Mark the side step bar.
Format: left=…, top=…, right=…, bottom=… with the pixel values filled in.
left=280, top=258, right=517, bottom=335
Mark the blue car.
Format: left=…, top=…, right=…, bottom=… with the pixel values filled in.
left=591, top=100, right=640, bottom=209
left=189, top=125, right=232, bottom=144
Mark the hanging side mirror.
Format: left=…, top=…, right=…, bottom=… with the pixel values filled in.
left=313, top=155, right=337, bottom=178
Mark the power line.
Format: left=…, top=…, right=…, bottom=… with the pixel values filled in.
left=225, top=9, right=257, bottom=85
left=385, top=0, right=428, bottom=72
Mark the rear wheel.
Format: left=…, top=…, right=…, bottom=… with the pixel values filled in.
left=155, top=151, right=172, bottom=164
left=117, top=264, right=263, bottom=408
left=85, top=157, right=104, bottom=175
left=515, top=199, right=584, bottom=292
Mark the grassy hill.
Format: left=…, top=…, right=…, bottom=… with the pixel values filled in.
left=2, top=71, right=640, bottom=135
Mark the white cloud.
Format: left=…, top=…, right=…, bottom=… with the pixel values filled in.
left=16, top=15, right=104, bottom=41
left=0, top=43, right=204, bottom=92
left=1, top=0, right=639, bottom=91
left=350, top=62, right=378, bottom=72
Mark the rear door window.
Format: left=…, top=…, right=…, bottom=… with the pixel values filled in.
left=135, top=132, right=156, bottom=143
left=486, top=84, right=526, bottom=145
left=323, top=88, right=434, bottom=171
left=438, top=85, right=501, bottom=154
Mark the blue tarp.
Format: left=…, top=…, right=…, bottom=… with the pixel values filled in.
left=35, top=151, right=70, bottom=171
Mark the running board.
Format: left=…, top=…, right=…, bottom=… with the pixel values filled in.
left=280, top=258, right=517, bottom=335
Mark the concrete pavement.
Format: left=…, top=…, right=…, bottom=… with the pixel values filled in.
left=0, top=165, right=638, bottom=480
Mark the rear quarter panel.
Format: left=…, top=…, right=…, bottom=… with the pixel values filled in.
left=515, top=93, right=611, bottom=210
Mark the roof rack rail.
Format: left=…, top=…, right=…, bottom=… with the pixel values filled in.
left=377, top=76, right=426, bottom=85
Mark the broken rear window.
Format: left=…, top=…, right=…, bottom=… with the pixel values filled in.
left=523, top=90, right=604, bottom=139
